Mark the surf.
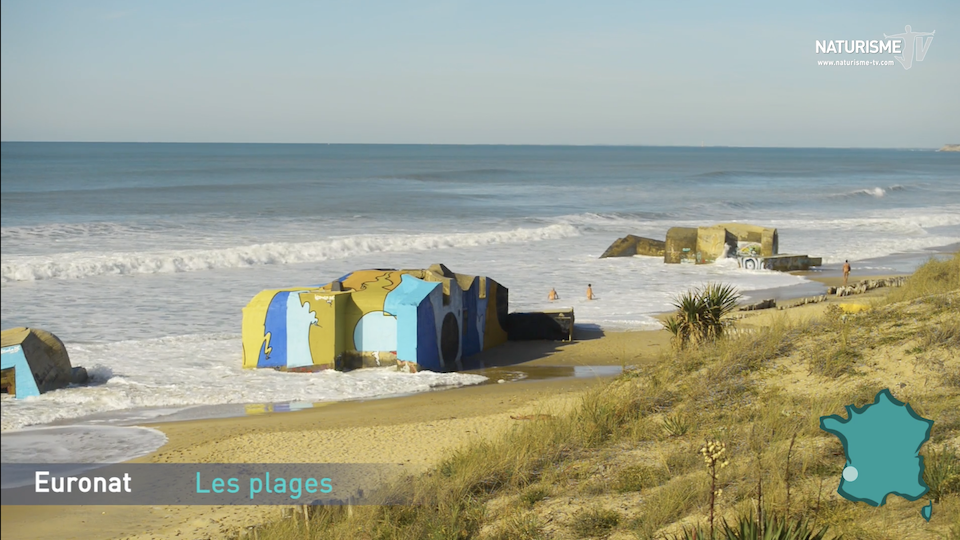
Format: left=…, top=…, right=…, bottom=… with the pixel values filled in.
left=1, top=224, right=580, bottom=283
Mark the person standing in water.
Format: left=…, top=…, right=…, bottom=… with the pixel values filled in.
left=842, top=260, right=852, bottom=286
left=548, top=288, right=559, bottom=301
left=586, top=284, right=595, bottom=300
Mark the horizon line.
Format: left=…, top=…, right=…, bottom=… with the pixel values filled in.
left=1, top=141, right=954, bottom=151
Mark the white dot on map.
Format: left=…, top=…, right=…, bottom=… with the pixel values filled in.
left=842, top=466, right=859, bottom=482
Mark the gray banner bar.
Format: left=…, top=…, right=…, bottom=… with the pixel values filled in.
left=1, top=463, right=406, bottom=505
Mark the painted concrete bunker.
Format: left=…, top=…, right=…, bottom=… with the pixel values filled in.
left=242, top=264, right=511, bottom=373
left=1, top=327, right=88, bottom=399
left=601, top=223, right=821, bottom=271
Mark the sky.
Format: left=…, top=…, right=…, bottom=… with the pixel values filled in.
left=1, top=1, right=958, bottom=147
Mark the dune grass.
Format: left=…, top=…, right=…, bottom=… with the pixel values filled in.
left=884, top=253, right=959, bottom=303
left=253, top=254, right=959, bottom=540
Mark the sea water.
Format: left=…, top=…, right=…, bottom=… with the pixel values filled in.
left=2, top=144, right=958, bottom=455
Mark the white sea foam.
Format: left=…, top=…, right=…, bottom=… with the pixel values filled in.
left=556, top=208, right=960, bottom=234
left=1, top=224, right=579, bottom=283
left=0, top=233, right=811, bottom=435
left=804, top=235, right=959, bottom=265
left=761, top=207, right=960, bottom=263
left=0, top=334, right=488, bottom=431
left=773, top=210, right=960, bottom=233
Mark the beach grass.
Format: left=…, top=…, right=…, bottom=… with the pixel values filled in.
left=255, top=253, right=960, bottom=540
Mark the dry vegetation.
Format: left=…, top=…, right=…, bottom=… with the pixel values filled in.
left=255, top=254, right=960, bottom=540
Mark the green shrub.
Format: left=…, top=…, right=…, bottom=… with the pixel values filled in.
left=570, top=507, right=621, bottom=537
left=518, top=485, right=550, bottom=507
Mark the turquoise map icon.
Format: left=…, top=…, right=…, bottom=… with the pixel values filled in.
left=819, top=389, right=934, bottom=520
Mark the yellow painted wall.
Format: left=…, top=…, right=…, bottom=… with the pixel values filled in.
left=300, top=291, right=349, bottom=368
left=242, top=289, right=278, bottom=369
left=483, top=281, right=509, bottom=348
left=338, top=271, right=400, bottom=350
left=696, top=226, right=733, bottom=263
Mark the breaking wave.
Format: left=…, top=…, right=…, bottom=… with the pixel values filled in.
left=832, top=185, right=907, bottom=199
left=548, top=212, right=672, bottom=227
left=1, top=224, right=580, bottom=283
left=773, top=209, right=960, bottom=233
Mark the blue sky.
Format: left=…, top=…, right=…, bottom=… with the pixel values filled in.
left=1, top=1, right=957, bottom=147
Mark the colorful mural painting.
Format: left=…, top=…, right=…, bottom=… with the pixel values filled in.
left=738, top=242, right=763, bottom=257
left=241, top=264, right=510, bottom=372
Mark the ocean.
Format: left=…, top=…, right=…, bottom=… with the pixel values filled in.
left=1, top=143, right=958, bottom=459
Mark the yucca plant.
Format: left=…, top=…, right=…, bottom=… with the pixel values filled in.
left=664, top=289, right=705, bottom=349
left=700, top=283, right=741, bottom=341
left=723, top=513, right=834, bottom=540
left=663, top=315, right=689, bottom=349
left=661, top=413, right=690, bottom=437
left=670, top=513, right=835, bottom=540
left=663, top=283, right=742, bottom=349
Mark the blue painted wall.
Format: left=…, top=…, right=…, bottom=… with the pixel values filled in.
left=0, top=345, right=41, bottom=398
left=416, top=298, right=441, bottom=370
left=384, top=274, right=438, bottom=363
left=259, top=291, right=291, bottom=367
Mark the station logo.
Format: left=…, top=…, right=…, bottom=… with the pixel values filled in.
left=815, top=25, right=935, bottom=70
